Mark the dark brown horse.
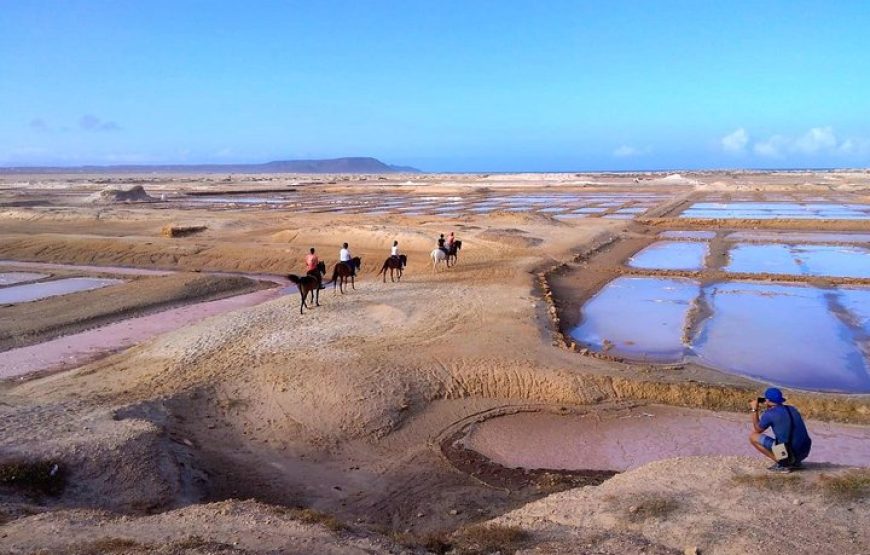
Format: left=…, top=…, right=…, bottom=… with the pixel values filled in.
left=287, top=261, right=326, bottom=314
left=331, top=257, right=361, bottom=294
left=446, top=240, right=462, bottom=267
left=378, top=254, right=407, bottom=282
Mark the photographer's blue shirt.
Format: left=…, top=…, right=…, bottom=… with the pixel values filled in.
left=759, top=404, right=812, bottom=460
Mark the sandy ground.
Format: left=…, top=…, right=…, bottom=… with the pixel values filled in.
left=0, top=171, right=868, bottom=554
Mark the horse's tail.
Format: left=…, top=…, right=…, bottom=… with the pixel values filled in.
left=378, top=260, right=389, bottom=275
left=287, top=274, right=302, bottom=285
left=330, top=265, right=340, bottom=283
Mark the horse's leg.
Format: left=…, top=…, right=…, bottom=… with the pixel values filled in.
left=351, top=273, right=355, bottom=290
left=314, top=284, right=320, bottom=306
left=299, top=288, right=306, bottom=314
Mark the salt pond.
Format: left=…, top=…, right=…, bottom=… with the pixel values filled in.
left=0, top=272, right=49, bottom=286
left=726, top=244, right=870, bottom=278
left=726, top=231, right=870, bottom=244
left=462, top=405, right=870, bottom=471
left=571, top=277, right=870, bottom=392
left=0, top=277, right=124, bottom=304
left=628, top=241, right=708, bottom=271
left=569, top=277, right=698, bottom=360
left=681, top=202, right=870, bottom=220
left=693, top=282, right=870, bottom=392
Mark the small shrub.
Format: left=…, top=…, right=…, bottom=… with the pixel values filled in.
left=819, top=469, right=870, bottom=501
left=68, top=538, right=142, bottom=553
left=732, top=472, right=803, bottom=491
left=623, top=495, right=680, bottom=522
left=392, top=531, right=452, bottom=554
left=289, top=507, right=346, bottom=532
left=454, top=524, right=531, bottom=554
left=0, top=459, right=66, bottom=495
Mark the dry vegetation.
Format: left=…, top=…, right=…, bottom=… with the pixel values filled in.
left=819, top=469, right=870, bottom=500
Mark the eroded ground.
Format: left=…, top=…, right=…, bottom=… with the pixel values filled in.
left=0, top=170, right=868, bottom=554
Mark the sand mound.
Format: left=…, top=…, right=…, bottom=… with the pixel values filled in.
left=478, top=228, right=543, bottom=248
left=492, top=456, right=869, bottom=554
left=270, top=226, right=438, bottom=252
left=91, top=185, right=156, bottom=203
left=650, top=173, right=700, bottom=186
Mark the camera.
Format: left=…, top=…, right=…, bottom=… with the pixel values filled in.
left=757, top=397, right=766, bottom=405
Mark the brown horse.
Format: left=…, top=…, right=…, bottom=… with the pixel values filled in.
left=446, top=240, right=462, bottom=267
left=378, top=254, right=407, bottom=282
left=331, top=257, right=361, bottom=294
left=287, top=261, right=326, bottom=314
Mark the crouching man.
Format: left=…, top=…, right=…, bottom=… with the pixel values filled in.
left=749, top=387, right=812, bottom=472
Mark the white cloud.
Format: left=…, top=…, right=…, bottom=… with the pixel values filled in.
left=720, top=128, right=748, bottom=153
left=613, top=145, right=650, bottom=158
left=751, top=126, right=869, bottom=159
left=793, top=127, right=837, bottom=154
left=79, top=114, right=121, bottom=132
left=753, top=135, right=787, bottom=158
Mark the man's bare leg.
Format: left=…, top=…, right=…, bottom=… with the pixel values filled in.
left=749, top=432, right=777, bottom=462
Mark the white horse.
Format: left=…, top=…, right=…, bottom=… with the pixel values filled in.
left=430, top=248, right=448, bottom=272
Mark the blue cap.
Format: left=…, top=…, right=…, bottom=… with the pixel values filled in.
left=764, top=387, right=785, bottom=404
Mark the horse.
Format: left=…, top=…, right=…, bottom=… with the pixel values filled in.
left=378, top=254, right=407, bottom=283
left=430, top=248, right=447, bottom=272
left=287, top=261, right=326, bottom=314
left=446, top=240, right=462, bottom=267
left=331, top=257, right=361, bottom=294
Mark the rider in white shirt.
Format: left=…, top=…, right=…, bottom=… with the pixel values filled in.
left=340, top=242, right=355, bottom=276
left=390, top=240, right=403, bottom=267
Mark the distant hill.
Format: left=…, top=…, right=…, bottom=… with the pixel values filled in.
left=0, top=157, right=421, bottom=174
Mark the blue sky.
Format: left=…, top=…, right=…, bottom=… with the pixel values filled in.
left=1, top=1, right=869, bottom=171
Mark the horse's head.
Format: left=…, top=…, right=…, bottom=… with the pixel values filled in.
left=455, top=240, right=462, bottom=250
left=316, top=261, right=326, bottom=275
left=352, top=256, right=362, bottom=269
left=399, top=254, right=407, bottom=267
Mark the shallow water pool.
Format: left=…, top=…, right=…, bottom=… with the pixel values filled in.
left=571, top=276, right=870, bottom=392
left=693, top=282, right=870, bottom=392
left=726, top=244, right=870, bottom=278
left=461, top=405, right=870, bottom=471
left=0, top=277, right=125, bottom=304
left=570, top=277, right=699, bottom=360
left=628, top=241, right=708, bottom=271
left=0, top=272, right=49, bottom=286
left=680, top=202, right=870, bottom=220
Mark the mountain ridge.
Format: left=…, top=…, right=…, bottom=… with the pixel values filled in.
left=0, top=156, right=421, bottom=174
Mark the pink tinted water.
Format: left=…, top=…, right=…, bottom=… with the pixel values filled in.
left=0, top=285, right=290, bottom=380
left=463, top=405, right=870, bottom=471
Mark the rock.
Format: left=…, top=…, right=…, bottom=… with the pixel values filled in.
left=684, top=547, right=699, bottom=555
left=416, top=512, right=424, bottom=518
left=449, top=509, right=459, bottom=515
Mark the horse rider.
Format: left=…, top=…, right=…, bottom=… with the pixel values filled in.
left=305, top=247, right=325, bottom=288
left=447, top=232, right=456, bottom=251
left=339, top=242, right=355, bottom=276
left=390, top=240, right=401, bottom=263
left=305, top=247, right=319, bottom=271
left=437, top=234, right=448, bottom=255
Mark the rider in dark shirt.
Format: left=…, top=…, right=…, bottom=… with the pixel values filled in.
left=437, top=234, right=447, bottom=254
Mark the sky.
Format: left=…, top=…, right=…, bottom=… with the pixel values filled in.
left=1, top=1, right=869, bottom=172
